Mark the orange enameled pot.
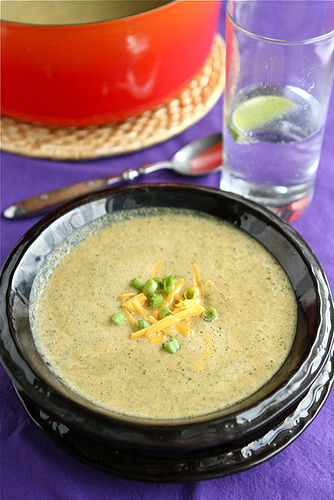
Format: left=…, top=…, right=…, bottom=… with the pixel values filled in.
left=1, top=1, right=222, bottom=126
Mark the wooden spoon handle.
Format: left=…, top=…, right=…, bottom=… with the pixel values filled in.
left=18, top=176, right=113, bottom=215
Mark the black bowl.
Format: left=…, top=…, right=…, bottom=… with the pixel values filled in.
left=1, top=183, right=333, bottom=482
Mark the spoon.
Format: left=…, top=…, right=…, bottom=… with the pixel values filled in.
left=4, top=133, right=222, bottom=219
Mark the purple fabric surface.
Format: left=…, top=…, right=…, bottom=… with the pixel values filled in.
left=1, top=4, right=333, bottom=499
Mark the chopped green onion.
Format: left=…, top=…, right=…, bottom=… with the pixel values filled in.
left=203, top=307, right=218, bottom=322
left=131, top=277, right=144, bottom=291
left=110, top=312, right=126, bottom=325
left=183, top=287, right=197, bottom=300
left=148, top=293, right=164, bottom=308
left=136, top=319, right=151, bottom=330
left=163, top=275, right=175, bottom=294
left=153, top=277, right=164, bottom=292
left=164, top=337, right=180, bottom=354
left=143, top=278, right=158, bottom=295
left=160, top=306, right=172, bottom=318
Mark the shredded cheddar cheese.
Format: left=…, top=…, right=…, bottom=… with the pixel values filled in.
left=184, top=298, right=200, bottom=309
left=174, top=293, right=183, bottom=302
left=175, top=324, right=193, bottom=337
left=111, top=262, right=217, bottom=371
left=130, top=329, right=148, bottom=340
left=149, top=260, right=163, bottom=279
left=192, top=264, right=204, bottom=295
left=162, top=278, right=184, bottom=308
left=149, top=334, right=166, bottom=344
left=122, top=292, right=147, bottom=312
left=195, top=361, right=204, bottom=372
left=119, top=292, right=136, bottom=299
left=122, top=309, right=137, bottom=328
left=132, top=297, right=149, bottom=318
left=122, top=302, right=136, bottom=313
left=130, top=305, right=205, bottom=339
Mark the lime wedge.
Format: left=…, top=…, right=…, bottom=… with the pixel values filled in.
left=231, top=95, right=297, bottom=133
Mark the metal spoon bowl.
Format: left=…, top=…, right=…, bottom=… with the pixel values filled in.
left=4, top=133, right=222, bottom=219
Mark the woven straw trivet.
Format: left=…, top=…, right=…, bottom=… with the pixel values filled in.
left=1, top=34, right=225, bottom=161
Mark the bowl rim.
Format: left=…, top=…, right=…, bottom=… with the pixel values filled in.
left=1, top=183, right=333, bottom=451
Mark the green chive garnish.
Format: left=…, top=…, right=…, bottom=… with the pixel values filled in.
left=163, top=275, right=175, bottom=294
left=203, top=307, right=218, bottom=322
left=153, top=277, right=164, bottom=292
left=160, top=306, right=172, bottom=319
left=143, top=278, right=158, bottom=295
left=110, top=312, right=126, bottom=325
left=164, top=337, right=179, bottom=354
left=183, top=287, right=197, bottom=300
left=136, top=319, right=151, bottom=330
left=131, top=277, right=144, bottom=291
left=160, top=306, right=172, bottom=318
left=148, top=293, right=164, bottom=308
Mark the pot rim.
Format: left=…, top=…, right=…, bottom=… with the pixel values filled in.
left=0, top=0, right=178, bottom=27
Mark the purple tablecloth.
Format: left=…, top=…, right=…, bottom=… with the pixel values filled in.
left=1, top=4, right=333, bottom=499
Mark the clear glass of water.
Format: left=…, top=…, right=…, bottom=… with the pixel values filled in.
left=221, top=0, right=334, bottom=221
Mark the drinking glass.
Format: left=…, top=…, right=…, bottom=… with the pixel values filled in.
left=220, top=0, right=334, bottom=221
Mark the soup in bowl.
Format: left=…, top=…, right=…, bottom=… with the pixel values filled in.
left=0, top=184, right=333, bottom=481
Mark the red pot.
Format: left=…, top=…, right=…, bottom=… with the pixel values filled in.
left=1, top=1, right=222, bottom=126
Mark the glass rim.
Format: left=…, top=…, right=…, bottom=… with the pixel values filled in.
left=226, top=0, right=334, bottom=45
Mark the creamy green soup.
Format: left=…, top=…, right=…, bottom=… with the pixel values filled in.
left=2, top=1, right=171, bottom=25
left=30, top=209, right=297, bottom=420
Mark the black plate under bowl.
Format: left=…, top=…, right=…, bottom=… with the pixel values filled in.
left=1, top=183, right=333, bottom=481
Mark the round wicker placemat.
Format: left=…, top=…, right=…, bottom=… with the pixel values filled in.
left=1, top=34, right=225, bottom=161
